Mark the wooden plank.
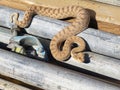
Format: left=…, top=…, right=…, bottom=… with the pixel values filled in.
left=0, top=0, right=120, bottom=35
left=97, top=21, right=120, bottom=35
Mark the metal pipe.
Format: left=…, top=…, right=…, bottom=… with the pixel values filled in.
left=0, top=78, right=30, bottom=90
left=93, top=0, right=120, bottom=6
left=0, top=49, right=119, bottom=90
left=67, top=52, right=120, bottom=80
left=0, top=6, right=120, bottom=59
left=0, top=27, right=120, bottom=80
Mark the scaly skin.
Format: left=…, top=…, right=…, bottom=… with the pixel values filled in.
left=11, top=5, right=90, bottom=62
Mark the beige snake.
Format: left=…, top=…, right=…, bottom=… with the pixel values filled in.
left=11, top=5, right=90, bottom=62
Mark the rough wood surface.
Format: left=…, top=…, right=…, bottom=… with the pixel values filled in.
left=0, top=0, right=120, bottom=35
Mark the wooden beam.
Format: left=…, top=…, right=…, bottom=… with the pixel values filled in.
left=0, top=0, right=120, bottom=35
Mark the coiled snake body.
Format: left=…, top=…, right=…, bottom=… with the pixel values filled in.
left=11, top=5, right=90, bottom=62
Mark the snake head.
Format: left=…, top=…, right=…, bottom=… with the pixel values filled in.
left=10, top=13, right=19, bottom=23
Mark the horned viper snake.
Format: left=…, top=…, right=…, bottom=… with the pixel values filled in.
left=11, top=5, right=90, bottom=62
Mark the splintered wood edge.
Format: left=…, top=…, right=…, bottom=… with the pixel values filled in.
left=0, top=0, right=120, bottom=35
